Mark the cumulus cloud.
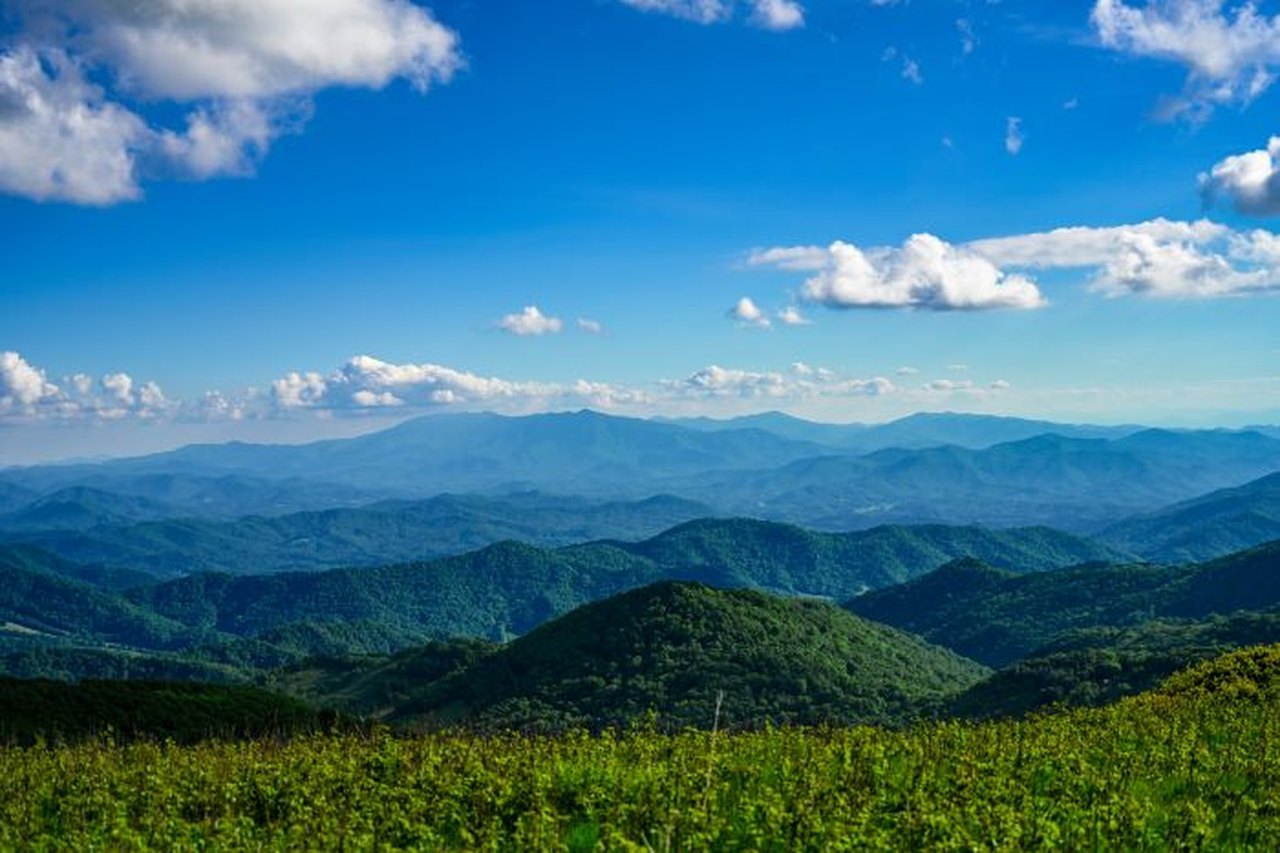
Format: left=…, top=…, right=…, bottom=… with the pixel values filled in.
left=755, top=218, right=1280, bottom=310
left=1200, top=137, right=1280, bottom=216
left=1091, top=0, right=1280, bottom=117
left=272, top=355, right=561, bottom=411
left=0, top=0, right=461, bottom=203
left=749, top=234, right=1047, bottom=311
left=0, top=351, right=62, bottom=411
left=0, top=47, right=148, bottom=204
left=970, top=218, right=1280, bottom=298
left=776, top=306, right=811, bottom=326
left=577, top=318, right=606, bottom=335
left=498, top=306, right=564, bottom=336
left=729, top=297, right=771, bottom=327
left=619, top=0, right=804, bottom=29
left=0, top=352, right=173, bottom=421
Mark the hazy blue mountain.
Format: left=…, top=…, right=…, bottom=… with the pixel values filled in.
left=662, top=411, right=870, bottom=446
left=3, top=493, right=717, bottom=578
left=668, top=411, right=1139, bottom=451
left=4, top=412, right=1277, bottom=533
left=0, top=471, right=382, bottom=519
left=0, top=481, right=35, bottom=514
left=0, top=487, right=176, bottom=531
left=687, top=429, right=1280, bottom=531
left=9, top=411, right=830, bottom=497
left=1099, top=472, right=1280, bottom=562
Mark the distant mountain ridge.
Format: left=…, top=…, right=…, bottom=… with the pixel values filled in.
left=1100, top=471, right=1280, bottom=562
left=2, top=492, right=718, bottom=577
left=2, top=411, right=1277, bottom=534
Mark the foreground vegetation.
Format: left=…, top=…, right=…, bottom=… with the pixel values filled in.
left=3, top=647, right=1279, bottom=849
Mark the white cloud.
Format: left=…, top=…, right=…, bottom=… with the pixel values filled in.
left=895, top=366, right=919, bottom=376
left=749, top=234, right=1047, bottom=311
left=777, top=306, right=811, bottom=326
left=1091, top=0, right=1280, bottom=116
left=618, top=0, right=803, bottom=29
left=970, top=218, right=1280, bottom=298
left=1005, top=116, right=1023, bottom=155
left=990, top=379, right=1012, bottom=390
left=1200, top=137, right=1280, bottom=216
left=0, top=351, right=61, bottom=411
left=272, top=355, right=561, bottom=411
left=925, top=378, right=974, bottom=392
left=748, top=0, right=806, bottom=31
left=0, top=353, right=175, bottom=421
left=0, top=0, right=461, bottom=204
left=0, top=47, right=148, bottom=204
left=754, top=218, right=1280, bottom=308
left=666, top=364, right=893, bottom=400
left=948, top=364, right=969, bottom=372
left=498, top=306, right=564, bottom=337
left=729, top=296, right=771, bottom=327
left=577, top=318, right=606, bottom=335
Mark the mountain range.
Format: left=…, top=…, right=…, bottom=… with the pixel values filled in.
left=3, top=411, right=1279, bottom=552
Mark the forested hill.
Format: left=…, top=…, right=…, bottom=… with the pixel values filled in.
left=848, top=540, right=1280, bottom=667
left=385, top=582, right=989, bottom=731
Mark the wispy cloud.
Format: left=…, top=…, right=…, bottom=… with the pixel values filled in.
left=1005, top=117, right=1024, bottom=155
left=1091, top=0, right=1280, bottom=120
left=618, top=0, right=803, bottom=30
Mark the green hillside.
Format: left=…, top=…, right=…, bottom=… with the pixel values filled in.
left=849, top=541, right=1280, bottom=668
left=949, top=609, right=1280, bottom=717
left=391, top=582, right=988, bottom=731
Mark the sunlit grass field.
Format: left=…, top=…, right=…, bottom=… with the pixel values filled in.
left=3, top=647, right=1279, bottom=850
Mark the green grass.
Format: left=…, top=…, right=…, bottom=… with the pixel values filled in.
left=2, top=646, right=1279, bottom=849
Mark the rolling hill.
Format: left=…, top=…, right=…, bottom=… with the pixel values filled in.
left=386, top=582, right=989, bottom=730
left=847, top=540, right=1280, bottom=667
left=2, top=493, right=718, bottom=578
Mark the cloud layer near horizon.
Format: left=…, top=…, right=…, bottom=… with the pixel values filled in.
left=0, top=351, right=929, bottom=425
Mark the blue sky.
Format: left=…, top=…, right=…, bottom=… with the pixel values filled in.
left=3, top=0, right=1280, bottom=462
